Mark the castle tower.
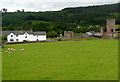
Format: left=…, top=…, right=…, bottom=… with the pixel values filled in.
left=106, top=19, right=115, bottom=33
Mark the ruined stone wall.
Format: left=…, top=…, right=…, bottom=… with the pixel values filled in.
left=64, top=31, right=74, bottom=39
left=106, top=19, right=116, bottom=33
left=101, top=19, right=118, bottom=39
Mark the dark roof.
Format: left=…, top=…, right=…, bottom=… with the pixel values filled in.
left=2, top=31, right=33, bottom=35
left=2, top=31, right=46, bottom=35
left=33, top=32, right=46, bottom=35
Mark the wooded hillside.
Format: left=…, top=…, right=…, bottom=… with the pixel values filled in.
left=2, top=3, right=120, bottom=35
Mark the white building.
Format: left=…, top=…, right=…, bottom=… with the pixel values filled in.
left=3, top=31, right=46, bottom=42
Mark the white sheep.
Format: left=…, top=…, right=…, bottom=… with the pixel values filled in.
left=8, top=48, right=11, bottom=50
left=20, top=49, right=25, bottom=51
left=11, top=48, right=13, bottom=50
left=4, top=51, right=9, bottom=53
left=12, top=49, right=16, bottom=52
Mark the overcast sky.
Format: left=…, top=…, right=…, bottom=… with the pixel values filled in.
left=0, top=0, right=119, bottom=12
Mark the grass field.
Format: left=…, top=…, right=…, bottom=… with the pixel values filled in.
left=0, top=49, right=2, bottom=81
left=2, top=40, right=118, bottom=80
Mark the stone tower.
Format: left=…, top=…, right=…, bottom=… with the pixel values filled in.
left=106, top=19, right=115, bottom=33
left=101, top=19, right=118, bottom=39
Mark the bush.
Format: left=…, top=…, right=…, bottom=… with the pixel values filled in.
left=2, top=35, right=7, bottom=47
left=58, top=38, right=63, bottom=41
left=57, top=37, right=66, bottom=41
left=47, top=31, right=58, bottom=38
left=75, top=33, right=83, bottom=36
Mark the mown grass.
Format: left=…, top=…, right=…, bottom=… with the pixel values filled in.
left=2, top=40, right=118, bottom=80
left=0, top=49, right=2, bottom=81
left=66, top=38, right=99, bottom=41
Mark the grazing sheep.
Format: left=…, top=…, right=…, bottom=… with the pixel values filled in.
left=12, top=49, right=16, bottom=52
left=4, top=51, right=9, bottom=53
left=20, top=49, right=25, bottom=51
left=8, top=51, right=11, bottom=53
left=8, top=48, right=11, bottom=50
left=11, top=48, right=13, bottom=50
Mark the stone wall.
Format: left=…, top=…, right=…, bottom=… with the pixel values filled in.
left=106, top=19, right=116, bottom=33
left=64, top=31, right=74, bottom=39
left=101, top=19, right=118, bottom=39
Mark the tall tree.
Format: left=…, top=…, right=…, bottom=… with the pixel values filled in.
left=2, top=8, right=7, bottom=13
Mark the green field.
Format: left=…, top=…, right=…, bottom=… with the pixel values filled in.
left=2, top=40, right=118, bottom=80
left=0, top=49, right=2, bottom=81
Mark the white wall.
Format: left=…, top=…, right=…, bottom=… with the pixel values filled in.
left=27, top=35, right=37, bottom=41
left=7, top=33, right=16, bottom=42
left=7, top=32, right=46, bottom=42
left=38, top=35, right=46, bottom=41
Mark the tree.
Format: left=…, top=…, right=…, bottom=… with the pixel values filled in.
left=79, top=21, right=86, bottom=26
left=2, top=8, right=7, bottom=13
left=2, top=35, right=7, bottom=47
left=22, top=9, right=24, bottom=12
left=47, top=31, right=58, bottom=38
left=74, top=26, right=89, bottom=33
left=22, top=21, right=32, bottom=28
left=66, top=27, right=73, bottom=31
left=88, top=25, right=101, bottom=32
left=16, top=10, right=21, bottom=12
left=50, top=22, right=67, bottom=34
left=7, top=24, right=14, bottom=30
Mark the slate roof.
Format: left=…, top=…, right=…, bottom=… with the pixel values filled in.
left=33, top=32, right=46, bottom=35
left=2, top=31, right=46, bottom=35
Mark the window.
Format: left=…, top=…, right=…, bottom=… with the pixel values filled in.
left=36, top=39, right=38, bottom=41
left=25, top=36, right=27, bottom=38
left=111, top=29, right=113, bottom=32
left=16, top=39, right=18, bottom=42
left=10, top=39, right=14, bottom=41
left=11, top=35, right=13, bottom=37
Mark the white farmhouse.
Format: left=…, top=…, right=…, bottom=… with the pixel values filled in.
left=2, top=31, right=46, bottom=42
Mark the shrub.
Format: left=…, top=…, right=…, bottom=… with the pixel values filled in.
left=47, top=31, right=58, bottom=38
left=2, top=35, right=7, bottom=47
left=57, top=37, right=66, bottom=41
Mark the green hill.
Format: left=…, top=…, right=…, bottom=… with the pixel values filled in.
left=2, top=3, right=120, bottom=33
